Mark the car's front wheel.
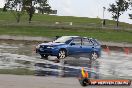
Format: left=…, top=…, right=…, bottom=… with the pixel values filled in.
left=40, top=54, right=49, bottom=59
left=89, top=52, right=98, bottom=60
left=57, top=49, right=67, bottom=59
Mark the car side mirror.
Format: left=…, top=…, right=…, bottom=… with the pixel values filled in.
left=70, top=43, right=75, bottom=46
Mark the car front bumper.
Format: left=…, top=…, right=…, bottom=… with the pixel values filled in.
left=36, top=47, right=59, bottom=56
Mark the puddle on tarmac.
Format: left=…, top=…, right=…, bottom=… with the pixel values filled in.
left=0, top=40, right=132, bottom=79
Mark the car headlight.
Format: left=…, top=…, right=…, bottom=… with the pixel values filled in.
left=36, top=45, right=40, bottom=49
left=47, top=46, right=54, bottom=49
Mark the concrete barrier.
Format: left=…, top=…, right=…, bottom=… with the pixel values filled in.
left=0, top=35, right=53, bottom=42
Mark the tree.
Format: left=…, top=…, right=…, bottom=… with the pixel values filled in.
left=3, top=4, right=8, bottom=12
left=108, top=0, right=129, bottom=28
left=23, top=0, right=35, bottom=23
left=128, top=0, right=132, bottom=19
left=5, top=0, right=54, bottom=23
left=37, top=0, right=52, bottom=14
left=6, top=0, right=24, bottom=23
left=5, top=0, right=36, bottom=23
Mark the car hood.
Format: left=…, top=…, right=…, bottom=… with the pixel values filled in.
left=39, top=42, right=65, bottom=46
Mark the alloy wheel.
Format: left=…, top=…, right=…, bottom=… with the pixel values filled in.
left=58, top=50, right=66, bottom=59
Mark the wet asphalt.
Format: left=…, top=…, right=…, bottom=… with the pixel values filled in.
left=0, top=40, right=132, bottom=80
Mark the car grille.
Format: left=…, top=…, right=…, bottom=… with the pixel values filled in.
left=38, top=49, right=52, bottom=54
left=43, top=50, right=52, bottom=53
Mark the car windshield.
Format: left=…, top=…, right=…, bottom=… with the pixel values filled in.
left=53, top=36, right=72, bottom=44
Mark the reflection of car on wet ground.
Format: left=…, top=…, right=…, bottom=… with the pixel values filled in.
left=36, top=36, right=101, bottom=60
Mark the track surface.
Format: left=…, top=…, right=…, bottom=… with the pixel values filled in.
left=0, top=40, right=132, bottom=79
left=0, top=74, right=131, bottom=88
left=0, top=40, right=132, bottom=88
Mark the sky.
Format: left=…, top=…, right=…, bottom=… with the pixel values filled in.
left=0, top=0, right=132, bottom=24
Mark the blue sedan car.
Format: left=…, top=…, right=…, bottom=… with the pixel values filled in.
left=36, top=36, right=101, bottom=60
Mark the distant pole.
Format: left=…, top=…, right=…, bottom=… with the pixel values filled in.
left=103, top=7, right=106, bottom=19
left=102, top=7, right=106, bottom=28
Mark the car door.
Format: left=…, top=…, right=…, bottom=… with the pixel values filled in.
left=68, top=37, right=82, bottom=55
left=81, top=38, right=95, bottom=53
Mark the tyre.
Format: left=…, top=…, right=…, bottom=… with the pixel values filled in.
left=89, top=52, right=98, bottom=60
left=40, top=54, right=49, bottom=59
left=57, top=49, right=67, bottom=59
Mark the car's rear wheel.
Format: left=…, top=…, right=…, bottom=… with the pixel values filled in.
left=89, top=52, right=98, bottom=60
left=40, top=54, right=49, bottom=59
left=57, top=49, right=67, bottom=59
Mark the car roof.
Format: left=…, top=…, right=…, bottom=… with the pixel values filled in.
left=61, top=36, right=79, bottom=38
left=61, top=36, right=93, bottom=39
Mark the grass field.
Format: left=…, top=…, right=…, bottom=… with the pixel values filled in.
left=0, top=11, right=131, bottom=28
left=0, top=11, right=132, bottom=43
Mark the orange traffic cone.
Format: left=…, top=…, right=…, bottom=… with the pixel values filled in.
left=104, top=46, right=110, bottom=55
left=81, top=67, right=89, bottom=78
left=124, top=47, right=130, bottom=55
left=85, top=71, right=89, bottom=78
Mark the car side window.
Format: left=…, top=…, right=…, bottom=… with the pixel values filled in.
left=72, top=38, right=81, bottom=45
left=83, top=38, right=93, bottom=46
